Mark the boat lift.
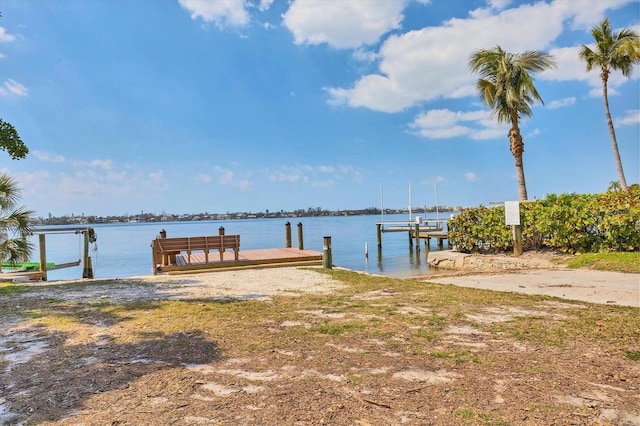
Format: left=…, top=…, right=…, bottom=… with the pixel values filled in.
left=4, top=227, right=97, bottom=281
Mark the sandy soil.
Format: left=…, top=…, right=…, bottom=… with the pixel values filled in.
left=18, top=267, right=346, bottom=304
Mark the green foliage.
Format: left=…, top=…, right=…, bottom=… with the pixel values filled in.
left=0, top=119, right=29, bottom=160
left=0, top=173, right=35, bottom=264
left=449, top=187, right=640, bottom=253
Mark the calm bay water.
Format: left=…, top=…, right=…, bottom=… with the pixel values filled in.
left=28, top=213, right=450, bottom=281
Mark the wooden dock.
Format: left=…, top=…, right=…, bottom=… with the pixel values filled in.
left=155, top=247, right=324, bottom=274
left=376, top=219, right=450, bottom=250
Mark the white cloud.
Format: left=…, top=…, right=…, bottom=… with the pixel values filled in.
left=265, top=163, right=360, bottom=186
left=409, top=109, right=505, bottom=140
left=540, top=36, right=640, bottom=92
left=257, top=0, right=274, bottom=12
left=0, top=27, right=16, bottom=43
left=543, top=46, right=591, bottom=82
left=617, top=109, right=640, bottom=126
left=558, top=0, right=635, bottom=30
left=352, top=47, right=379, bottom=63
left=325, top=1, right=637, bottom=113
left=547, top=97, right=576, bottom=109
left=464, top=172, right=478, bottom=182
left=1, top=79, right=28, bottom=97
left=283, top=0, right=406, bottom=49
left=196, top=173, right=212, bottom=183
left=33, top=151, right=66, bottom=163
left=70, top=159, right=113, bottom=170
left=214, top=166, right=252, bottom=190
left=13, top=164, right=170, bottom=215
left=327, top=1, right=571, bottom=112
left=178, top=0, right=250, bottom=28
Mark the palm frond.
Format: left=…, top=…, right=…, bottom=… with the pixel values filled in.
left=469, top=45, right=554, bottom=124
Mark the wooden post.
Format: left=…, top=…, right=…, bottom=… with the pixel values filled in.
left=157, top=229, right=167, bottom=268
left=505, top=201, right=523, bottom=256
left=82, top=230, right=94, bottom=279
left=297, top=222, right=304, bottom=250
left=512, top=225, right=523, bottom=256
left=152, top=239, right=158, bottom=275
left=414, top=223, right=420, bottom=251
left=39, top=234, right=48, bottom=281
left=322, top=236, right=332, bottom=269
left=285, top=222, right=292, bottom=248
left=376, top=223, right=382, bottom=250
left=21, top=232, right=29, bottom=262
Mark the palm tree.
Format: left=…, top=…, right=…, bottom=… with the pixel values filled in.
left=579, top=19, right=640, bottom=191
left=469, top=46, right=556, bottom=200
left=607, top=180, right=621, bottom=192
left=0, top=173, right=35, bottom=269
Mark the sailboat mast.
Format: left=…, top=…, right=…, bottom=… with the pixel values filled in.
left=380, top=184, right=384, bottom=222
left=408, top=181, right=412, bottom=221
left=434, top=180, right=440, bottom=222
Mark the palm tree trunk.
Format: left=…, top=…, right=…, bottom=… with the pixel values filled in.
left=509, top=122, right=528, bottom=200
left=601, top=75, right=628, bottom=191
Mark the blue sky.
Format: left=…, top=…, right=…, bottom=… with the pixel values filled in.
left=0, top=0, right=638, bottom=218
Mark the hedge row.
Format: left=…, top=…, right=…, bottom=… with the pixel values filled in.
left=448, top=186, right=640, bottom=253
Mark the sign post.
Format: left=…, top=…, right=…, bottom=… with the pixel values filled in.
left=504, top=201, right=523, bottom=256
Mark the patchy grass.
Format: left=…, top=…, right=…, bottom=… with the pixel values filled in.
left=430, top=348, right=479, bottom=364
left=1, top=268, right=639, bottom=425
left=567, top=252, right=640, bottom=273
left=0, top=282, right=31, bottom=296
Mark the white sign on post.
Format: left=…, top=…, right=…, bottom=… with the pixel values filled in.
left=504, top=201, right=520, bottom=225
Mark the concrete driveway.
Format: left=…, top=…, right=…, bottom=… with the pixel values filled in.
left=426, top=269, right=640, bottom=307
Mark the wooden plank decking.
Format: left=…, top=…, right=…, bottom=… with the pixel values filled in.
left=155, top=247, right=323, bottom=274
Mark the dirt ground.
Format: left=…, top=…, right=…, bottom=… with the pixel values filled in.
left=1, top=264, right=639, bottom=425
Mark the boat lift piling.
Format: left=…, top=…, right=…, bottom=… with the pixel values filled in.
left=32, top=227, right=95, bottom=281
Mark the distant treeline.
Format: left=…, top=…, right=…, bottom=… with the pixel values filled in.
left=36, top=206, right=462, bottom=226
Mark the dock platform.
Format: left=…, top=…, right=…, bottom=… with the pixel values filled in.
left=155, top=247, right=323, bottom=274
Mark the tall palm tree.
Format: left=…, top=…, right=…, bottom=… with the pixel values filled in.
left=0, top=173, right=35, bottom=268
left=469, top=46, right=556, bottom=200
left=579, top=18, right=640, bottom=191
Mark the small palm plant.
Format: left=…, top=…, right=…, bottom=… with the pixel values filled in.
left=0, top=173, right=35, bottom=269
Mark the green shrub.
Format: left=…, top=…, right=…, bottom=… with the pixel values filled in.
left=449, top=187, right=640, bottom=253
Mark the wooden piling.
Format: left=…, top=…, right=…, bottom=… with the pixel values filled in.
left=82, top=230, right=94, bottom=279
left=285, top=222, right=292, bottom=248
left=297, top=222, right=304, bottom=250
left=322, top=236, right=332, bottom=269
left=39, top=234, right=47, bottom=281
